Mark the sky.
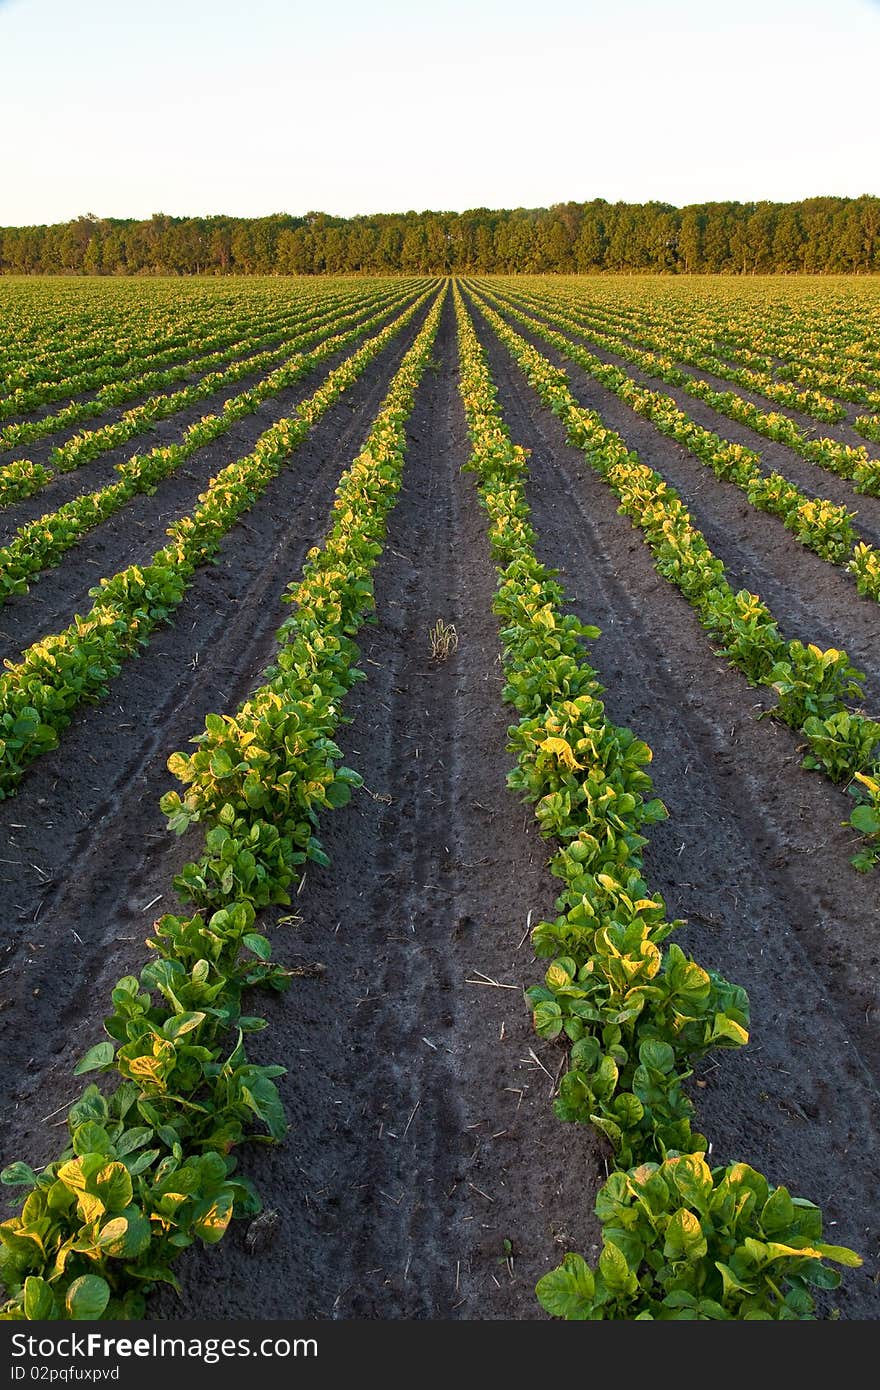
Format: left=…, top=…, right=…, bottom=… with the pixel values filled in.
left=0, top=0, right=878, bottom=225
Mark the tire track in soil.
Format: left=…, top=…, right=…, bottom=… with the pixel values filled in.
left=0, top=302, right=434, bottom=1099
left=141, top=293, right=603, bottom=1320
left=487, top=301, right=880, bottom=703
left=0, top=302, right=422, bottom=661
left=470, top=304, right=880, bottom=1318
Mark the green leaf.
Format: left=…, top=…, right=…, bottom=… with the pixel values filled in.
left=1, top=1162, right=38, bottom=1187
left=598, top=1240, right=636, bottom=1295
left=72, top=1122, right=113, bottom=1156
left=96, top=1208, right=152, bottom=1259
left=238, top=1016, right=268, bottom=1033
left=242, top=933, right=271, bottom=961
left=532, top=1000, right=563, bottom=1038
left=850, top=804, right=880, bottom=834
left=74, top=1041, right=115, bottom=1075
left=639, top=1038, right=675, bottom=1073
left=126, top=1148, right=161, bottom=1178
left=166, top=752, right=191, bottom=780
left=325, top=779, right=352, bottom=808
left=193, top=1191, right=234, bottom=1244
left=784, top=1285, right=814, bottom=1316
left=760, top=1186, right=794, bottom=1235
left=162, top=1011, right=206, bottom=1040
left=716, top=1261, right=755, bottom=1300
left=65, top=1274, right=110, bottom=1320
left=612, top=1092, right=644, bottom=1128
left=240, top=1080, right=286, bottom=1141
left=92, top=1162, right=133, bottom=1213
left=669, top=1154, right=713, bottom=1210
left=24, top=1276, right=56, bottom=1320
left=814, top=1242, right=863, bottom=1268
left=115, top=1126, right=154, bottom=1158
left=536, top=1252, right=596, bottom=1319
left=663, top=1208, right=708, bottom=1261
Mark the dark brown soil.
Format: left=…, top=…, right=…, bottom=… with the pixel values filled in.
left=1, top=284, right=877, bottom=1322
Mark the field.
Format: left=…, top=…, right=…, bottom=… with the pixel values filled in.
left=0, top=273, right=878, bottom=1322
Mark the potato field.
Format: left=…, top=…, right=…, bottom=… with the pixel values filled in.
left=0, top=274, right=878, bottom=1322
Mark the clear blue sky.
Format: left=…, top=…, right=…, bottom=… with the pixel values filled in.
left=1, top=0, right=877, bottom=224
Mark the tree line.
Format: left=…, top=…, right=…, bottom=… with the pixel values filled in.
left=2, top=197, right=879, bottom=276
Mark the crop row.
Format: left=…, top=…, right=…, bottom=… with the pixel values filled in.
left=532, top=279, right=880, bottom=413
left=477, top=285, right=880, bottom=594
left=464, top=287, right=880, bottom=870
left=558, top=279, right=880, bottom=388
left=1, top=279, right=424, bottom=412
left=0, top=285, right=446, bottom=1321
left=454, top=282, right=860, bottom=1319
left=0, top=283, right=415, bottom=512
left=0, top=281, right=259, bottom=372
left=0, top=288, right=317, bottom=417
left=489, top=281, right=880, bottom=495
left=0, top=282, right=421, bottom=450
left=0, top=289, right=434, bottom=796
left=0, top=287, right=421, bottom=600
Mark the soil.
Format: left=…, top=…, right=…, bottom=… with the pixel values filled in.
left=1, top=284, right=878, bottom=1322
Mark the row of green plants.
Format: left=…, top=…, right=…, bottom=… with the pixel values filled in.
left=0, top=285, right=446, bottom=1321
left=0, top=290, right=315, bottom=422
left=1, top=303, right=228, bottom=393
left=0, top=288, right=287, bottom=389
left=43, top=283, right=409, bottom=472
left=534, top=280, right=880, bottom=413
left=0, top=283, right=417, bottom=450
left=0, top=288, right=420, bottom=601
left=0, top=284, right=413, bottom=512
left=480, top=285, right=880, bottom=591
left=512, top=283, right=851, bottom=421
left=491, top=281, right=880, bottom=497
left=607, top=291, right=880, bottom=445
left=453, top=283, right=859, bottom=1319
left=856, top=415, right=880, bottom=444
left=0, top=279, right=420, bottom=390
left=465, top=286, right=880, bottom=871
left=0, top=281, right=422, bottom=419
left=555, top=278, right=880, bottom=392
left=0, top=289, right=434, bottom=795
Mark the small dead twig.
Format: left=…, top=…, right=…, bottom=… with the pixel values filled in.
left=466, top=969, right=518, bottom=990
left=524, top=1048, right=555, bottom=1083
left=517, top=909, right=534, bottom=950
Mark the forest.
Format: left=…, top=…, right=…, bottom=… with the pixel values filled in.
left=1, top=195, right=879, bottom=276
